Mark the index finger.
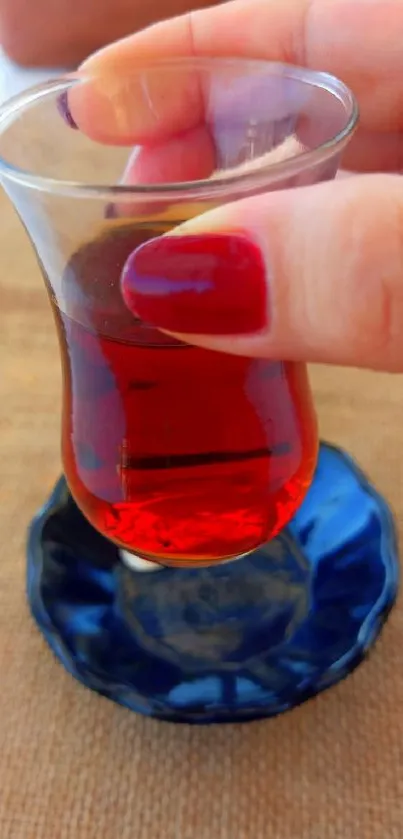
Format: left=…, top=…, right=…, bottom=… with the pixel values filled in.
left=70, top=0, right=403, bottom=147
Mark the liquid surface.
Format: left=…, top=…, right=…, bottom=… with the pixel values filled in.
left=53, top=223, right=318, bottom=565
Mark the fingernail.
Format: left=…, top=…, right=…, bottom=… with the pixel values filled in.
left=57, top=91, right=78, bottom=129
left=104, top=202, right=118, bottom=219
left=120, top=233, right=268, bottom=335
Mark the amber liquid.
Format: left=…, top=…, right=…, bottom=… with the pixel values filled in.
left=53, top=223, right=318, bottom=565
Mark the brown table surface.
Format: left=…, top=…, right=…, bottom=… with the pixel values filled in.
left=1, top=187, right=403, bottom=839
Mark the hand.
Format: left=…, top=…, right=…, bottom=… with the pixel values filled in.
left=72, top=0, right=403, bottom=371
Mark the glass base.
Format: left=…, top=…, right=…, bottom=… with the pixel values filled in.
left=27, top=442, right=399, bottom=724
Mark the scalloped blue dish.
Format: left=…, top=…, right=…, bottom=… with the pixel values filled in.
left=27, top=442, right=399, bottom=724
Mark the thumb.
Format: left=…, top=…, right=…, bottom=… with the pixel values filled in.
left=121, top=174, right=403, bottom=372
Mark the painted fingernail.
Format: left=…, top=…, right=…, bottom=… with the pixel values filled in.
left=57, top=91, right=78, bottom=129
left=120, top=233, right=268, bottom=335
left=104, top=202, right=118, bottom=219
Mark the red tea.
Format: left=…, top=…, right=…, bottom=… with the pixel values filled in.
left=53, top=224, right=317, bottom=565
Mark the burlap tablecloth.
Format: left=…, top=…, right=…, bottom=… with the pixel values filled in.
left=1, top=186, right=403, bottom=839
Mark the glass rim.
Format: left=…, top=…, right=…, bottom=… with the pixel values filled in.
left=0, top=58, right=359, bottom=200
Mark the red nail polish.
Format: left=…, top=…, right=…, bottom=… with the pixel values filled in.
left=104, top=202, right=118, bottom=219
left=57, top=91, right=78, bottom=130
left=120, top=233, right=268, bottom=335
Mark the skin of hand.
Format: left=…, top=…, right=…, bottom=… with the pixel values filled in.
left=0, top=0, right=219, bottom=66
left=68, top=0, right=403, bottom=372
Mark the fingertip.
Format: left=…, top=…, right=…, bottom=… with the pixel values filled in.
left=65, top=61, right=203, bottom=147
left=67, top=75, right=143, bottom=145
left=57, top=91, right=78, bottom=130
left=120, top=231, right=268, bottom=337
left=122, top=126, right=216, bottom=186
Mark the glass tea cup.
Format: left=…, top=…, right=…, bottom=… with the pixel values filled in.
left=0, top=59, right=357, bottom=567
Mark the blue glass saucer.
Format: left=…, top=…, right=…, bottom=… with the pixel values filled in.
left=27, top=443, right=399, bottom=724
